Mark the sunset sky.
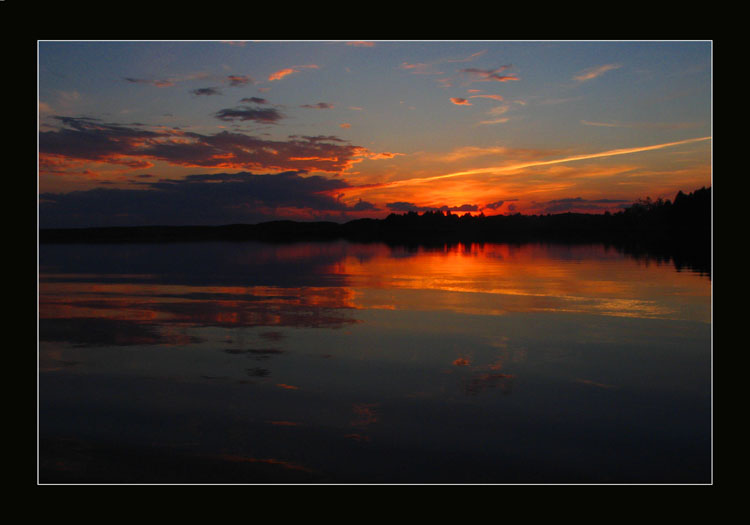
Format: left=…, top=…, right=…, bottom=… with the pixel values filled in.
left=38, top=40, right=712, bottom=228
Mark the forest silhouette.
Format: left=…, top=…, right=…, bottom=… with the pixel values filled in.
left=40, top=187, right=711, bottom=275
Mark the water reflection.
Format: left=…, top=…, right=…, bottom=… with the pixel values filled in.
left=39, top=240, right=711, bottom=483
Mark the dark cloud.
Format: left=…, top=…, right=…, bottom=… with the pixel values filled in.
left=40, top=171, right=378, bottom=228
left=39, top=116, right=365, bottom=173
left=301, top=102, right=334, bottom=109
left=239, top=97, right=269, bottom=105
left=351, top=199, right=378, bottom=211
left=291, top=135, right=347, bottom=143
left=39, top=117, right=163, bottom=165
left=484, top=200, right=505, bottom=210
left=460, top=67, right=518, bottom=83
left=215, top=106, right=284, bottom=124
left=191, top=87, right=223, bottom=96
left=386, top=202, right=479, bottom=213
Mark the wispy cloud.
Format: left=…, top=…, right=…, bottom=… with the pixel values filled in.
left=227, top=75, right=253, bottom=86
left=301, top=102, right=334, bottom=109
left=437, top=145, right=514, bottom=162
left=340, top=137, right=712, bottom=193
left=124, top=77, right=175, bottom=88
left=477, top=103, right=512, bottom=125
left=400, top=50, right=486, bottom=76
left=479, top=118, right=509, bottom=125
left=124, top=72, right=210, bottom=88
left=460, top=66, right=519, bottom=83
left=469, top=94, right=504, bottom=101
left=573, top=63, right=621, bottom=82
left=581, top=120, right=702, bottom=130
left=269, top=64, right=319, bottom=81
left=346, top=41, right=375, bottom=47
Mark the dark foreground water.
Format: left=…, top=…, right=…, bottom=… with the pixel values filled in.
left=38, top=241, right=711, bottom=483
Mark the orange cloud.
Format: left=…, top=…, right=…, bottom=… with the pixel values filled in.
left=450, top=97, right=472, bottom=106
left=269, top=64, right=319, bottom=81
left=574, top=63, right=621, bottom=82
left=469, top=94, right=504, bottom=101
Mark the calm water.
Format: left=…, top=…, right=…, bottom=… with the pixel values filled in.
left=38, top=241, right=711, bottom=483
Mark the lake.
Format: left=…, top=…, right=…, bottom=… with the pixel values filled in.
left=38, top=240, right=711, bottom=484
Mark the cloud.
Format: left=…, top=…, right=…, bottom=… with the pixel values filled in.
left=40, top=171, right=378, bottom=227
left=450, top=97, right=472, bottom=106
left=460, top=66, right=519, bottom=83
left=352, top=137, right=712, bottom=190
left=269, top=64, right=319, bottom=81
left=301, top=102, right=334, bottom=109
left=346, top=41, right=375, bottom=47
left=436, top=145, right=513, bottom=162
left=400, top=50, right=487, bottom=77
left=227, top=75, right=252, bottom=86
left=581, top=119, right=701, bottom=130
left=352, top=199, right=378, bottom=211
left=39, top=116, right=371, bottom=174
left=191, top=87, right=223, bottom=96
left=469, top=94, right=504, bottom=101
left=239, top=97, right=270, bottom=105
left=478, top=104, right=512, bottom=124
left=215, top=106, right=284, bottom=124
left=123, top=72, right=209, bottom=88
left=400, top=62, right=444, bottom=75
left=488, top=105, right=510, bottom=115
left=573, top=63, right=621, bottom=82
left=124, top=77, right=175, bottom=88
left=386, top=202, right=479, bottom=213
left=483, top=200, right=506, bottom=210
left=478, top=118, right=509, bottom=125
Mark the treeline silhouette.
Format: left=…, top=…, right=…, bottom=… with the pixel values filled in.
left=40, top=187, right=711, bottom=274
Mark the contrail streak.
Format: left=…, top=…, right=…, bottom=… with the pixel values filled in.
left=344, top=136, right=711, bottom=193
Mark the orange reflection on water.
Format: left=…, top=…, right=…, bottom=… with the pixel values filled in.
left=39, top=279, right=359, bottom=330
left=336, top=243, right=710, bottom=321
